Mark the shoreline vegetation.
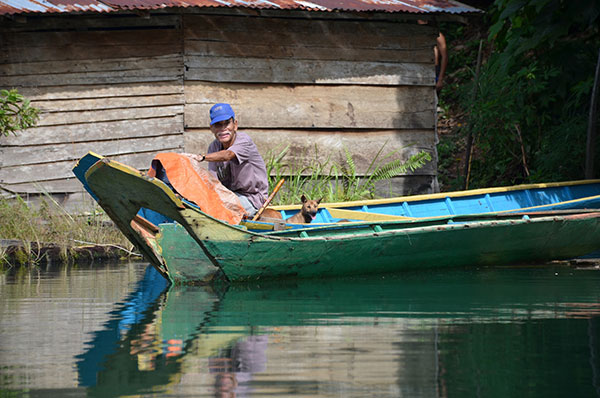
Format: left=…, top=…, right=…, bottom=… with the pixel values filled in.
left=0, top=194, right=139, bottom=268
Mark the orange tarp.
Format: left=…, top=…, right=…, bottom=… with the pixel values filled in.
left=148, top=153, right=245, bottom=225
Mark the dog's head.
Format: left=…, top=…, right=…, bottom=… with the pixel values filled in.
left=300, top=194, right=322, bottom=222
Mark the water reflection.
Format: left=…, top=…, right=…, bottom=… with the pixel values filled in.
left=76, top=265, right=170, bottom=390
left=73, top=265, right=600, bottom=397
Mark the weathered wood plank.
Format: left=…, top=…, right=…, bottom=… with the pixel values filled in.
left=0, top=43, right=180, bottom=64
left=184, top=128, right=437, bottom=175
left=34, top=105, right=183, bottom=127
left=1, top=72, right=182, bottom=88
left=1, top=28, right=181, bottom=51
left=10, top=82, right=183, bottom=101
left=0, top=15, right=181, bottom=33
left=1, top=178, right=98, bottom=195
left=30, top=94, right=183, bottom=113
left=373, top=175, right=438, bottom=196
left=185, top=82, right=435, bottom=129
left=1, top=116, right=183, bottom=146
left=184, top=40, right=433, bottom=64
left=185, top=55, right=433, bottom=86
left=184, top=30, right=433, bottom=55
left=0, top=55, right=181, bottom=77
left=0, top=149, right=168, bottom=195
left=0, top=137, right=184, bottom=185
left=1, top=132, right=185, bottom=167
left=183, top=14, right=436, bottom=63
left=183, top=14, right=435, bottom=44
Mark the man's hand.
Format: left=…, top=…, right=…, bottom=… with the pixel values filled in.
left=436, top=80, right=443, bottom=93
left=188, top=154, right=205, bottom=162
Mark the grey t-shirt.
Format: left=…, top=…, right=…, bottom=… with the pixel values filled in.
left=207, top=132, right=268, bottom=210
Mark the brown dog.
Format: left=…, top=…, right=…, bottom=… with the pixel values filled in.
left=258, top=195, right=322, bottom=224
left=285, top=195, right=322, bottom=224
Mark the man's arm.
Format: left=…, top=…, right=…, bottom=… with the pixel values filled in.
left=196, top=150, right=236, bottom=162
left=436, top=32, right=448, bottom=93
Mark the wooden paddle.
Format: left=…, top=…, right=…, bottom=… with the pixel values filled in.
left=252, top=178, right=285, bottom=221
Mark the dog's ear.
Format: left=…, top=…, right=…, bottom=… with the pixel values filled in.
left=317, top=197, right=323, bottom=204
left=301, top=194, right=307, bottom=203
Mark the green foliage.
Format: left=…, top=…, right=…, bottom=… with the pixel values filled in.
left=437, top=134, right=465, bottom=191
left=0, top=194, right=133, bottom=266
left=339, top=146, right=431, bottom=200
left=456, top=0, right=600, bottom=188
left=0, top=89, right=39, bottom=136
left=265, top=144, right=432, bottom=205
left=265, top=144, right=339, bottom=204
left=489, top=0, right=600, bottom=65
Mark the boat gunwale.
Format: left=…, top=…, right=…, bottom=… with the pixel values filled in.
left=192, top=204, right=600, bottom=242
left=272, top=213, right=600, bottom=240
left=269, top=179, right=600, bottom=211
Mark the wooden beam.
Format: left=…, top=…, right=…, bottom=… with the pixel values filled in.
left=1, top=133, right=185, bottom=167
left=184, top=82, right=435, bottom=129
left=185, top=55, right=433, bottom=86
left=1, top=116, right=183, bottom=146
left=0, top=145, right=182, bottom=187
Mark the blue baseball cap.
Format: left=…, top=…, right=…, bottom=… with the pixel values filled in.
left=209, top=103, right=235, bottom=125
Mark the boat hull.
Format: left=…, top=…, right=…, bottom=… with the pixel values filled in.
left=183, top=211, right=600, bottom=281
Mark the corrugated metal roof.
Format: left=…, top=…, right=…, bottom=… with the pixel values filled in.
left=0, top=0, right=113, bottom=14
left=0, top=0, right=481, bottom=16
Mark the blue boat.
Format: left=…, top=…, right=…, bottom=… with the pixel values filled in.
left=73, top=151, right=600, bottom=232
left=268, top=180, right=600, bottom=223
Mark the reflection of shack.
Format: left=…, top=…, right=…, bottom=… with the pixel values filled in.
left=261, top=323, right=438, bottom=397
left=180, top=323, right=439, bottom=397
left=0, top=0, right=481, bottom=209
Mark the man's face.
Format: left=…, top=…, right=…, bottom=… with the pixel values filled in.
left=210, top=118, right=238, bottom=148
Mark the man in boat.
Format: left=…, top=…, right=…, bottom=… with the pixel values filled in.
left=198, top=103, right=269, bottom=217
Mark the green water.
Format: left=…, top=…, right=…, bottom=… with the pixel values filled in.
left=1, top=261, right=600, bottom=397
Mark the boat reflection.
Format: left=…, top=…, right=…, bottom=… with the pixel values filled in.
left=77, top=265, right=600, bottom=397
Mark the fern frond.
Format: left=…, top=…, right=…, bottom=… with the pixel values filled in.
left=343, top=147, right=356, bottom=177
left=368, top=151, right=432, bottom=183
left=364, top=140, right=390, bottom=175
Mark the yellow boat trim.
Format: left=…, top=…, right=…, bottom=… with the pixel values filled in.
left=493, top=193, right=600, bottom=214
left=269, top=179, right=600, bottom=211
left=326, top=208, right=414, bottom=221
left=240, top=222, right=276, bottom=231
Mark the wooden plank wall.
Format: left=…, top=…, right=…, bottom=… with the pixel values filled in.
left=0, top=15, right=185, bottom=207
left=0, top=10, right=440, bottom=209
left=182, top=13, right=439, bottom=195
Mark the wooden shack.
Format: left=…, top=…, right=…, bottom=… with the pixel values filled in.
left=0, top=3, right=479, bottom=210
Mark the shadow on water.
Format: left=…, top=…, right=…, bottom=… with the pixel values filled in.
left=77, top=265, right=600, bottom=397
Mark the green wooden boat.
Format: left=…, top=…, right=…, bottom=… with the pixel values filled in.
left=83, top=157, right=600, bottom=284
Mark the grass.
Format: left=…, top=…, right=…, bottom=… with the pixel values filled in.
left=0, top=193, right=137, bottom=268
left=265, top=143, right=432, bottom=205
